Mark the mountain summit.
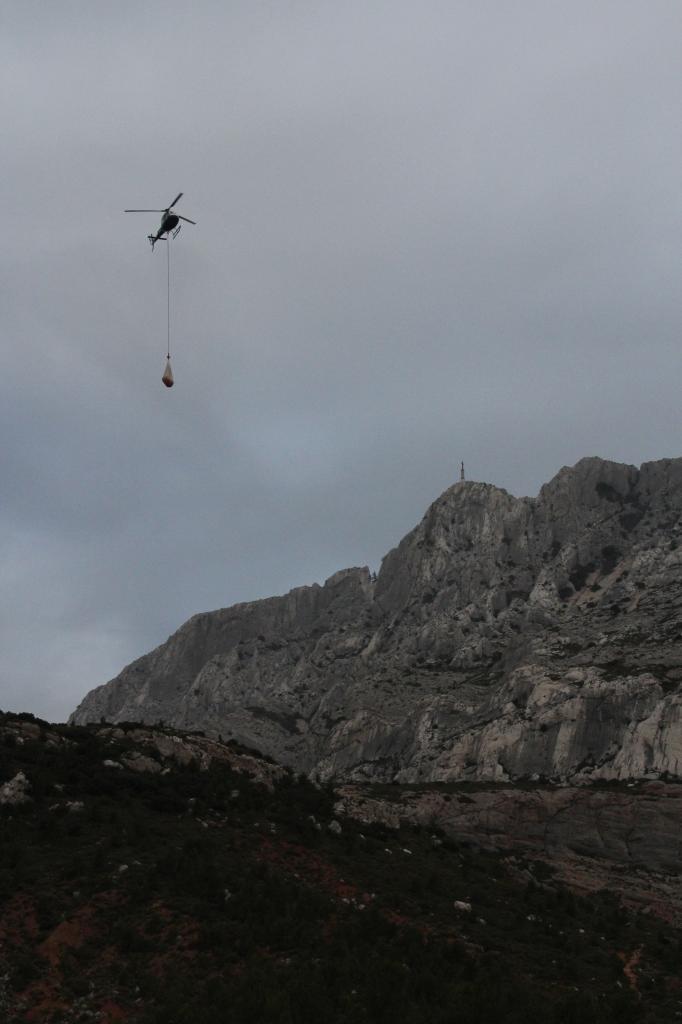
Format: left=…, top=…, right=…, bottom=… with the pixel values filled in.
left=71, top=457, right=682, bottom=784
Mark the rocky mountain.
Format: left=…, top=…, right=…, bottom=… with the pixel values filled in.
left=71, top=456, right=682, bottom=786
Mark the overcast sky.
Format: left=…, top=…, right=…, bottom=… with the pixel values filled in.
left=1, top=1, right=680, bottom=722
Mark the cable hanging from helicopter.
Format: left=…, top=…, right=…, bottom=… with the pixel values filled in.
left=123, top=192, right=196, bottom=388
left=162, top=239, right=174, bottom=387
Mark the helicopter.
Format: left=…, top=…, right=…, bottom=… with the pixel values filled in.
left=124, top=192, right=196, bottom=249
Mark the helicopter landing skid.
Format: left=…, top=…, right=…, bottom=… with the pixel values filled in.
left=172, top=225, right=182, bottom=239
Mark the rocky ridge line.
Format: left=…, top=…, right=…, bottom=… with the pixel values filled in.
left=70, top=457, right=682, bottom=785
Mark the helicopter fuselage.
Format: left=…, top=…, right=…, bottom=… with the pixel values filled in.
left=148, top=212, right=180, bottom=249
left=159, top=212, right=179, bottom=236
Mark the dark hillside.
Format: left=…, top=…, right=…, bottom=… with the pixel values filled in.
left=0, top=712, right=680, bottom=1023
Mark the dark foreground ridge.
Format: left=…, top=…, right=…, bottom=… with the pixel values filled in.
left=1, top=712, right=681, bottom=1023
left=72, top=456, right=682, bottom=787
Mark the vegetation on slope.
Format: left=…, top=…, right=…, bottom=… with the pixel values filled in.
left=0, top=712, right=680, bottom=1023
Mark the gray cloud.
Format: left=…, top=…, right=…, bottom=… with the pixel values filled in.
left=1, top=1, right=681, bottom=720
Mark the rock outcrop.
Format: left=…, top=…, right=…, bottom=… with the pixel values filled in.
left=0, top=772, right=31, bottom=806
left=336, top=780, right=682, bottom=922
left=71, top=457, right=682, bottom=784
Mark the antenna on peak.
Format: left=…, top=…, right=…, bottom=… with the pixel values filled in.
left=460, top=461, right=465, bottom=483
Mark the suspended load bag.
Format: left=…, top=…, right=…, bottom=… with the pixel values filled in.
left=162, top=357, right=174, bottom=388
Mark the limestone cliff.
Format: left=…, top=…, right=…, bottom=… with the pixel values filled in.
left=70, top=457, right=682, bottom=784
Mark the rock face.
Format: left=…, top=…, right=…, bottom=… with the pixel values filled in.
left=0, top=772, right=31, bottom=806
left=70, top=457, right=682, bottom=784
left=335, top=781, right=682, bottom=922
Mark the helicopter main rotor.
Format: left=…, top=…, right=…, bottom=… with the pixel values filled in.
left=124, top=193, right=195, bottom=222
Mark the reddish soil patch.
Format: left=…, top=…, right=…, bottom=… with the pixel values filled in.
left=99, top=998, right=129, bottom=1022
left=257, top=836, right=454, bottom=946
left=617, top=947, right=642, bottom=993
left=258, top=836, right=363, bottom=904
left=39, top=912, right=96, bottom=968
left=13, top=890, right=125, bottom=1023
